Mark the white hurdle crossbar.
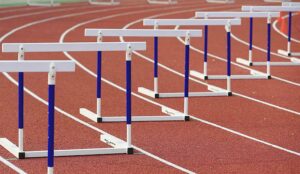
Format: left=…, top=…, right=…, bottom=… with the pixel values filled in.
left=206, top=0, right=235, bottom=4
left=147, top=0, right=177, bottom=5
left=83, top=29, right=198, bottom=122
left=242, top=6, right=300, bottom=60
left=282, top=2, right=300, bottom=6
left=26, top=0, right=60, bottom=7
left=0, top=59, right=74, bottom=174
left=143, top=18, right=241, bottom=97
left=0, top=42, right=146, bottom=174
left=194, top=12, right=280, bottom=80
left=88, top=0, right=120, bottom=5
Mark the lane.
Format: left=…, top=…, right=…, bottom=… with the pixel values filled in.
left=1, top=0, right=298, bottom=173
left=0, top=1, right=205, bottom=173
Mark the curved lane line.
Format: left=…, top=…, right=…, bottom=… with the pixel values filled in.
left=59, top=5, right=300, bottom=157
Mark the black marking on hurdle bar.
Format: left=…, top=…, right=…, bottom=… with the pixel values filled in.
left=228, top=92, right=233, bottom=96
left=154, top=93, right=159, bottom=98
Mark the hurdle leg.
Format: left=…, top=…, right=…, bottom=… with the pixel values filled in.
left=287, top=12, right=292, bottom=56
left=96, top=51, right=102, bottom=122
left=48, top=63, right=56, bottom=174
left=248, top=17, right=253, bottom=66
left=126, top=45, right=133, bottom=154
left=153, top=36, right=159, bottom=98
left=226, top=23, right=232, bottom=96
left=18, top=72, right=24, bottom=153
left=184, top=33, right=190, bottom=120
left=203, top=25, right=208, bottom=79
left=266, top=15, right=271, bottom=79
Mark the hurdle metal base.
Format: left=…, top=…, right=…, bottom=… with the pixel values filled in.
left=138, top=86, right=229, bottom=99
left=278, top=49, right=300, bottom=57
left=190, top=70, right=269, bottom=80
left=80, top=107, right=188, bottom=123
left=237, top=57, right=300, bottom=66
left=206, top=0, right=235, bottom=4
left=89, top=0, right=120, bottom=5
left=0, top=137, right=130, bottom=159
left=27, top=2, right=60, bottom=7
left=147, top=0, right=177, bottom=5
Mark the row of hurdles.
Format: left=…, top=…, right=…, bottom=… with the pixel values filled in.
left=1, top=2, right=300, bottom=174
left=25, top=0, right=292, bottom=7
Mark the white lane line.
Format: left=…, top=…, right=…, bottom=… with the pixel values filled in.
left=0, top=156, right=27, bottom=174
left=273, top=12, right=300, bottom=43
left=0, top=4, right=201, bottom=174
left=0, top=3, right=298, bottom=174
left=59, top=5, right=300, bottom=158
left=230, top=16, right=300, bottom=64
left=119, top=9, right=300, bottom=113
left=0, top=5, right=92, bottom=21
left=2, top=72, right=195, bottom=174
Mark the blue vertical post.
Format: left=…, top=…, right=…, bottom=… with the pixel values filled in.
left=154, top=36, right=159, bottom=97
left=18, top=72, right=24, bottom=153
left=97, top=51, right=102, bottom=100
left=48, top=63, right=56, bottom=174
left=126, top=56, right=131, bottom=126
left=267, top=17, right=271, bottom=78
left=249, top=17, right=253, bottom=65
left=287, top=12, right=292, bottom=55
left=203, top=25, right=208, bottom=79
left=183, top=32, right=190, bottom=120
left=226, top=24, right=232, bottom=96
left=96, top=51, right=102, bottom=122
left=126, top=45, right=133, bottom=154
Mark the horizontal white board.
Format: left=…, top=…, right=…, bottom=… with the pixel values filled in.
left=85, top=29, right=202, bottom=37
left=242, top=6, right=300, bottom=12
left=2, top=42, right=146, bottom=52
left=195, top=12, right=280, bottom=18
left=143, top=18, right=241, bottom=26
left=0, top=60, right=75, bottom=72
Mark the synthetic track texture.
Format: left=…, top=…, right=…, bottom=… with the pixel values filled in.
left=0, top=0, right=300, bottom=173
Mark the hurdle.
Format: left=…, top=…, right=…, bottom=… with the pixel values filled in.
left=264, top=0, right=290, bottom=2
left=0, top=42, right=145, bottom=173
left=280, top=2, right=300, bottom=57
left=82, top=29, right=193, bottom=123
left=142, top=18, right=241, bottom=97
left=282, top=2, right=300, bottom=6
left=147, top=0, right=177, bottom=5
left=240, top=6, right=300, bottom=67
left=0, top=59, right=74, bottom=174
left=89, top=0, right=120, bottom=5
left=27, top=0, right=60, bottom=7
left=206, top=0, right=235, bottom=4
left=193, top=12, right=280, bottom=80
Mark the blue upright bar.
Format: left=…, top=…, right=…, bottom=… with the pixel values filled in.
left=227, top=30, right=231, bottom=77
left=184, top=45, right=190, bottom=99
left=48, top=84, right=55, bottom=172
left=267, top=23, right=271, bottom=62
left=288, top=12, right=292, bottom=43
left=204, top=25, right=208, bottom=64
left=18, top=72, right=24, bottom=130
left=249, top=17, right=253, bottom=52
left=154, top=37, right=158, bottom=80
left=97, top=51, right=102, bottom=99
left=126, top=60, right=131, bottom=125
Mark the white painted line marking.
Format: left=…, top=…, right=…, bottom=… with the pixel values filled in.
left=0, top=156, right=27, bottom=174
left=58, top=4, right=300, bottom=158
